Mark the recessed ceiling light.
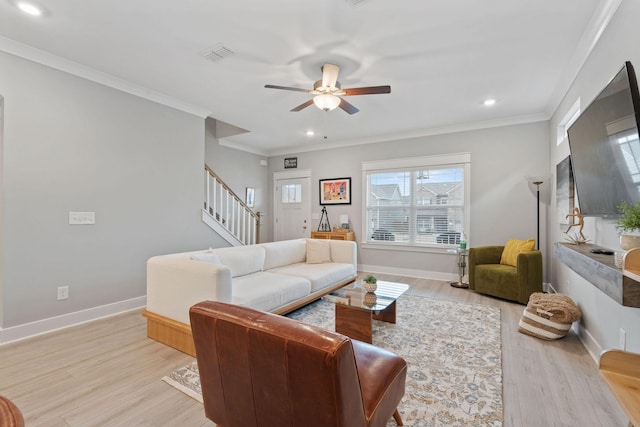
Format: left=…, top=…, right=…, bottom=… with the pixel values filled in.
left=306, top=130, right=315, bottom=136
left=16, top=1, right=43, bottom=16
left=483, top=98, right=497, bottom=107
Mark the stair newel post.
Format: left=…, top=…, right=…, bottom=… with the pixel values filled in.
left=256, top=212, right=261, bottom=244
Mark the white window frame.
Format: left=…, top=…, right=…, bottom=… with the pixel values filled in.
left=361, top=153, right=471, bottom=252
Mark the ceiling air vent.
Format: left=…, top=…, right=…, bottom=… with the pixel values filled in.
left=201, top=44, right=235, bottom=61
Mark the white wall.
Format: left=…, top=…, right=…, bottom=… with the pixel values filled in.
left=549, top=0, right=640, bottom=356
left=204, top=120, right=270, bottom=242
left=0, top=51, right=227, bottom=331
left=269, top=120, right=550, bottom=279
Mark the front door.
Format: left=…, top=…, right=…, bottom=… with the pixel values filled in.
left=274, top=171, right=311, bottom=241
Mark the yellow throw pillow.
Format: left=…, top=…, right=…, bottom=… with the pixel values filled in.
left=500, top=238, right=536, bottom=267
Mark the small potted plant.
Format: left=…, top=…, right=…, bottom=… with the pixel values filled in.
left=363, top=274, right=377, bottom=293
left=616, top=201, right=640, bottom=249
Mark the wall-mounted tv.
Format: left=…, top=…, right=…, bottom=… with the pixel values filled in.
left=567, top=61, right=640, bottom=217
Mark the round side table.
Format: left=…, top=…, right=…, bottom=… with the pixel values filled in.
left=449, top=248, right=469, bottom=289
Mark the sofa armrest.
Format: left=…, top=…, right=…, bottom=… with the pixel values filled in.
left=329, top=240, right=358, bottom=271
left=516, top=250, right=543, bottom=304
left=468, top=246, right=504, bottom=289
left=146, top=256, right=232, bottom=325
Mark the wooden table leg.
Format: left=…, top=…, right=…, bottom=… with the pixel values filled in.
left=335, top=304, right=373, bottom=343
left=373, top=300, right=397, bottom=323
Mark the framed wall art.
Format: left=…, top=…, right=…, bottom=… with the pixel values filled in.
left=245, top=187, right=255, bottom=208
left=319, top=177, right=351, bottom=205
left=284, top=157, right=297, bottom=169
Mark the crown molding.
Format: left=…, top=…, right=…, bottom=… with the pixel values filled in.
left=267, top=112, right=548, bottom=157
left=218, top=139, right=269, bottom=157
left=0, top=36, right=211, bottom=118
left=546, top=0, right=623, bottom=118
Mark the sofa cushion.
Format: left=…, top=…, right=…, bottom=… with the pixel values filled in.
left=262, top=239, right=307, bottom=270
left=475, top=264, right=518, bottom=301
left=500, top=238, right=535, bottom=267
left=190, top=252, right=221, bottom=264
left=215, top=245, right=266, bottom=278
left=270, top=262, right=355, bottom=292
left=306, top=239, right=331, bottom=264
left=231, top=272, right=311, bottom=312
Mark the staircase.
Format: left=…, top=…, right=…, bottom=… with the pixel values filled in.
left=202, top=165, right=261, bottom=246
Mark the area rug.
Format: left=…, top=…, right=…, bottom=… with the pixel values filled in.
left=163, top=295, right=502, bottom=426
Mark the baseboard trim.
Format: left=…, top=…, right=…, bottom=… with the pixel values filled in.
left=358, top=264, right=457, bottom=283
left=0, top=296, right=146, bottom=345
left=576, top=322, right=603, bottom=363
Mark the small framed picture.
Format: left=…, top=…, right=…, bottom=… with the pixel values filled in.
left=284, top=157, right=297, bottom=169
left=319, top=178, right=351, bottom=205
left=245, top=187, right=255, bottom=208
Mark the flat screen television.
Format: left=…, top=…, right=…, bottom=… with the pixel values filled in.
left=567, top=61, right=640, bottom=217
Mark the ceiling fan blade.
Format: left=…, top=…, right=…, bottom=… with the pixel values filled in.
left=321, top=63, right=340, bottom=89
left=341, top=85, right=391, bottom=96
left=265, top=84, right=311, bottom=93
left=338, top=98, right=359, bottom=115
left=290, top=99, right=314, bottom=112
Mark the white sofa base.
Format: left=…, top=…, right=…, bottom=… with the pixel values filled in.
left=142, top=276, right=354, bottom=356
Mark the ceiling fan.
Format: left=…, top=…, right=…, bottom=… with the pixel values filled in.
left=265, top=63, right=391, bottom=115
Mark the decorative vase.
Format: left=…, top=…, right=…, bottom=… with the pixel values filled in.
left=620, top=234, right=640, bottom=250
left=363, top=281, right=377, bottom=292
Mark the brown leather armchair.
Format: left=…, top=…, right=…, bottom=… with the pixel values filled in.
left=0, top=395, right=24, bottom=427
left=189, top=301, right=407, bottom=427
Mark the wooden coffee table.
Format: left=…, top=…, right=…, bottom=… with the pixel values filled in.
left=324, top=280, right=409, bottom=343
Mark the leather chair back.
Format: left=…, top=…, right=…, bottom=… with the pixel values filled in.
left=190, top=301, right=368, bottom=427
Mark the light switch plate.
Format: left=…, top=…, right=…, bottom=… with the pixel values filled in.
left=69, top=211, right=96, bottom=225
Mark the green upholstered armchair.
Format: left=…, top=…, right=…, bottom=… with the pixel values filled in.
left=468, top=245, right=543, bottom=304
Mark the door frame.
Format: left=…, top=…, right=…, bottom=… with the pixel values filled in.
left=273, top=169, right=312, bottom=241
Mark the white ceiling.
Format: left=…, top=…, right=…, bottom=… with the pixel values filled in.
left=0, top=0, right=615, bottom=155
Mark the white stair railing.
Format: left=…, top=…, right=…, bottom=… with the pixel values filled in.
left=203, top=165, right=260, bottom=245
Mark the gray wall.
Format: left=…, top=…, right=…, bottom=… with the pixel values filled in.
left=269, top=121, right=550, bottom=278
left=549, top=0, right=640, bottom=355
left=204, top=120, right=269, bottom=242
left=0, top=51, right=226, bottom=328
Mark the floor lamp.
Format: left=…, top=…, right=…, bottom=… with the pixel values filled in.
left=532, top=180, right=543, bottom=250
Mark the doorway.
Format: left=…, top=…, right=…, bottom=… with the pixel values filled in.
left=273, top=169, right=311, bottom=241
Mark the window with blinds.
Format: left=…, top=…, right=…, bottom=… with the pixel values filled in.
left=363, top=155, right=469, bottom=247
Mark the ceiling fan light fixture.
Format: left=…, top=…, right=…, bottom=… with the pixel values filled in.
left=313, top=94, right=341, bottom=111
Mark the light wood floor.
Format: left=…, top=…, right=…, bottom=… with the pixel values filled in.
left=0, top=273, right=627, bottom=426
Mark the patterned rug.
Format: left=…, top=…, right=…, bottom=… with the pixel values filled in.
left=163, top=294, right=502, bottom=426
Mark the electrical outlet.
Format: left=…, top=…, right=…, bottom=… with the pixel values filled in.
left=619, top=328, right=626, bottom=350
left=57, top=286, right=69, bottom=301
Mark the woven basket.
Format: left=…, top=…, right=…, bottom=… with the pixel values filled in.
left=518, top=293, right=581, bottom=340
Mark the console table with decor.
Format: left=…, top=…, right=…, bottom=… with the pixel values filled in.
left=554, top=242, right=640, bottom=307
left=310, top=230, right=355, bottom=241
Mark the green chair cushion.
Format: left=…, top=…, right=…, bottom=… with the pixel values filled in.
left=474, top=264, right=518, bottom=302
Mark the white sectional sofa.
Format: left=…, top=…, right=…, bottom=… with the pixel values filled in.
left=143, top=238, right=357, bottom=355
